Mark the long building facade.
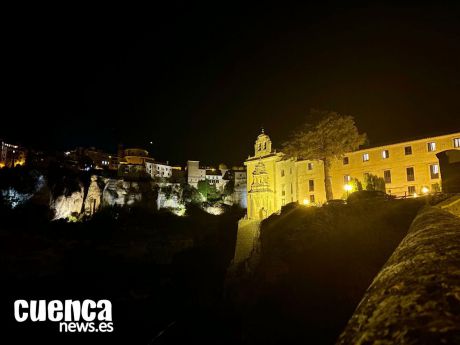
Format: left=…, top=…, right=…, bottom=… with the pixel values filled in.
left=245, top=130, right=460, bottom=220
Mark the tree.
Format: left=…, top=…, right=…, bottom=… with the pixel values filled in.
left=223, top=179, right=235, bottom=196
left=283, top=110, right=367, bottom=200
left=197, top=180, right=221, bottom=201
left=363, top=174, right=386, bottom=192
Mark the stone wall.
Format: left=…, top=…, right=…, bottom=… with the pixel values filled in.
left=232, top=219, right=261, bottom=267
left=337, top=206, right=460, bottom=344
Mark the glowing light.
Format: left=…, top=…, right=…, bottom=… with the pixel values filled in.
left=421, top=186, right=429, bottom=194
left=303, top=199, right=310, bottom=205
left=344, top=184, right=353, bottom=192
left=413, top=193, right=418, bottom=198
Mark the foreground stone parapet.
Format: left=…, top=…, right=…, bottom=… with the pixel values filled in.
left=337, top=206, right=460, bottom=345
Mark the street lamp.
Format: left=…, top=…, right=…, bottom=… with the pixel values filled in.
left=344, top=184, right=352, bottom=198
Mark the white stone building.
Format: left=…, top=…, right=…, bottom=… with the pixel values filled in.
left=145, top=161, right=173, bottom=179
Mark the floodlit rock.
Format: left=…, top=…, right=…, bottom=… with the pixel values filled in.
left=102, top=179, right=142, bottom=207
left=84, top=175, right=101, bottom=216
left=204, top=205, right=224, bottom=215
left=51, top=186, right=84, bottom=220
left=1, top=174, right=46, bottom=209
left=1, top=188, right=33, bottom=209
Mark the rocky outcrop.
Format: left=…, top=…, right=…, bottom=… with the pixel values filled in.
left=51, top=185, right=85, bottom=220
left=84, top=175, right=101, bottom=215
left=337, top=206, right=460, bottom=345
left=102, top=179, right=142, bottom=207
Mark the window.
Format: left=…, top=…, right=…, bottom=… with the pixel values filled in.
left=281, top=169, right=285, bottom=177
left=307, top=162, right=313, bottom=170
left=310, top=195, right=315, bottom=203
left=282, top=184, right=285, bottom=196
left=432, top=183, right=440, bottom=192
left=384, top=170, right=391, bottom=184
left=264, top=142, right=267, bottom=150
left=404, top=146, right=412, bottom=155
left=430, top=164, right=439, bottom=179
left=406, top=167, right=415, bottom=182
left=427, top=142, right=436, bottom=152
left=408, top=186, right=416, bottom=195
left=454, top=138, right=460, bottom=148
left=362, top=153, right=369, bottom=162
left=382, top=150, right=389, bottom=159
left=281, top=198, right=286, bottom=206
left=343, top=157, right=349, bottom=165
left=344, top=175, right=351, bottom=184
left=290, top=167, right=292, bottom=174
left=290, top=183, right=293, bottom=194
left=309, top=179, right=314, bottom=192
left=258, top=143, right=261, bottom=151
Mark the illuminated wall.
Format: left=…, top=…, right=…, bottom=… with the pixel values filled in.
left=245, top=130, right=460, bottom=220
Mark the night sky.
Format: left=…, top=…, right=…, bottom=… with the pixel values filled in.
left=3, top=2, right=460, bottom=165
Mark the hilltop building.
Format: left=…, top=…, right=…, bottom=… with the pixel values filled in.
left=245, top=130, right=460, bottom=220
left=64, top=147, right=119, bottom=171
left=118, top=148, right=153, bottom=179
left=0, top=140, right=26, bottom=168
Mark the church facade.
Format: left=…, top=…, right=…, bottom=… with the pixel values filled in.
left=245, top=130, right=460, bottom=220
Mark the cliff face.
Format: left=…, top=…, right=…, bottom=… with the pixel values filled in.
left=51, top=186, right=85, bottom=220
left=337, top=206, right=460, bottom=345
left=102, top=178, right=142, bottom=207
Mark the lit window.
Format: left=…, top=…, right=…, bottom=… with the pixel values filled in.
left=344, top=175, right=351, bottom=183
left=343, top=157, right=349, bottom=165
left=405, top=146, right=412, bottom=155
left=310, top=195, right=315, bottom=203
left=382, top=150, right=389, bottom=159
left=309, top=179, right=314, bottom=192
left=454, top=138, right=460, bottom=148
left=430, top=164, right=439, bottom=179
left=427, top=142, right=436, bottom=152
left=384, top=170, right=391, bottom=184
left=406, top=167, right=415, bottom=182
left=307, top=162, right=313, bottom=170
left=362, top=153, right=369, bottom=162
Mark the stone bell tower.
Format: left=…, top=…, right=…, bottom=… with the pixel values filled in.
left=254, top=128, right=273, bottom=157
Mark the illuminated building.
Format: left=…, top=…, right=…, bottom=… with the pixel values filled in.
left=0, top=140, right=26, bottom=168
left=245, top=130, right=460, bottom=220
left=65, top=147, right=119, bottom=171
left=145, top=161, right=174, bottom=178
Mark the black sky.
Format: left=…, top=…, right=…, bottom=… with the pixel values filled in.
left=3, top=2, right=460, bottom=165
